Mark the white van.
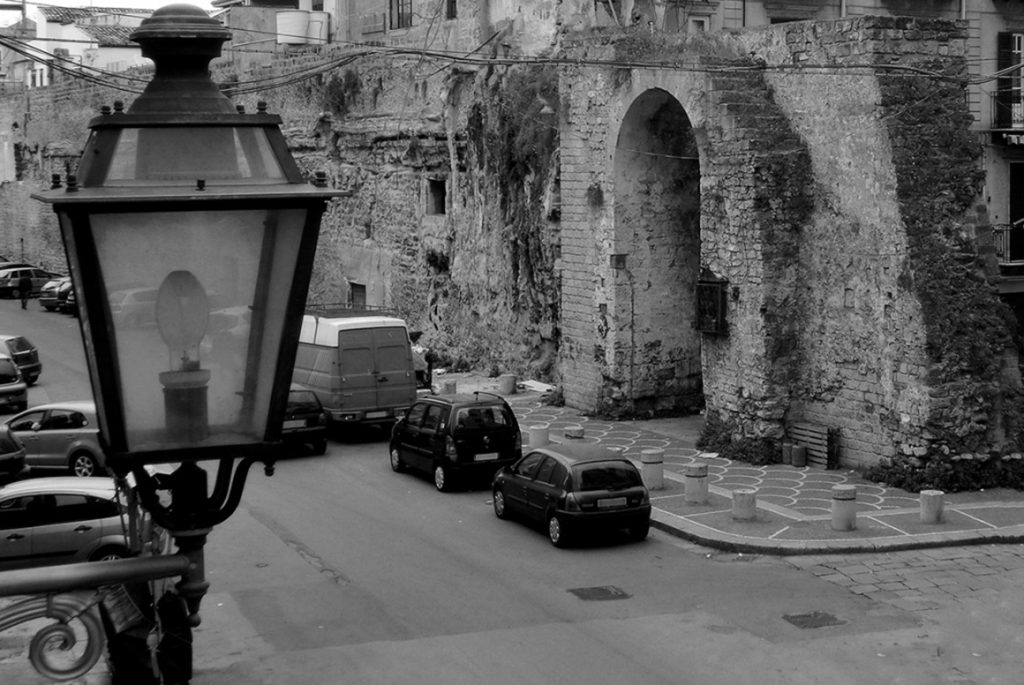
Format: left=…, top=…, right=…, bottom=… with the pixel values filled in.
left=292, top=314, right=417, bottom=428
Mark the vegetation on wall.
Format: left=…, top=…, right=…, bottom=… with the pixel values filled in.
left=290, top=68, right=362, bottom=118
left=865, top=454, right=1024, bottom=493
left=697, top=410, right=779, bottom=466
left=880, top=72, right=1024, bottom=454
left=440, top=61, right=560, bottom=378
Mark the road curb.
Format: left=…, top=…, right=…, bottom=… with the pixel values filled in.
left=650, top=509, right=1024, bottom=556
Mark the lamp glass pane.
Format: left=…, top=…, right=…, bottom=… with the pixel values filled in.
left=106, top=127, right=285, bottom=184
left=88, top=207, right=305, bottom=452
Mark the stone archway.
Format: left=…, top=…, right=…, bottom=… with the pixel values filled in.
left=606, top=88, right=702, bottom=416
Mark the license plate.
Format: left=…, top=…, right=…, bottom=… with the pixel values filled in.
left=283, top=419, right=305, bottom=429
left=474, top=452, right=498, bottom=461
left=597, top=497, right=627, bottom=509
left=365, top=411, right=389, bottom=419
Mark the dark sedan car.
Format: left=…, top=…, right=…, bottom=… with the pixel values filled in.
left=390, top=392, right=522, bottom=492
left=281, top=388, right=328, bottom=456
left=492, top=443, right=652, bottom=547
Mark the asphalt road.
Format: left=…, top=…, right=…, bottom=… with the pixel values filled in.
left=3, top=298, right=1024, bottom=684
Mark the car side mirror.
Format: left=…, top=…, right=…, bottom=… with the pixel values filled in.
left=31, top=422, right=41, bottom=432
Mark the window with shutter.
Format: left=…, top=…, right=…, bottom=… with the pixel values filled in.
left=389, top=0, right=412, bottom=29
left=996, top=32, right=1024, bottom=129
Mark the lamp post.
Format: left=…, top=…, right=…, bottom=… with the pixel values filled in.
left=28, top=3, right=339, bottom=678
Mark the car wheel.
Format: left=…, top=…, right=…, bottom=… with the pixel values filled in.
left=630, top=521, right=650, bottom=541
left=389, top=447, right=405, bottom=473
left=71, top=452, right=99, bottom=478
left=310, top=438, right=327, bottom=456
left=433, top=463, right=451, bottom=492
left=25, top=375, right=37, bottom=387
left=90, top=546, right=128, bottom=562
left=493, top=489, right=508, bottom=519
left=548, top=514, right=569, bottom=548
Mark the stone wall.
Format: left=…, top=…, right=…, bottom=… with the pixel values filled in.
left=557, top=17, right=1019, bottom=467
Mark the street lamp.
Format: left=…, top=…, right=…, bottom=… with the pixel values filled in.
left=32, top=1, right=337, bottom=636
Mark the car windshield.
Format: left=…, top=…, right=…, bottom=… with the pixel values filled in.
left=0, top=359, right=18, bottom=383
left=573, top=461, right=642, bottom=492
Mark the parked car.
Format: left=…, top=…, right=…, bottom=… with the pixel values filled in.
left=39, top=276, right=71, bottom=311
left=491, top=443, right=652, bottom=547
left=0, top=423, right=26, bottom=478
left=6, top=401, right=105, bottom=477
left=108, top=287, right=159, bottom=327
left=0, top=356, right=27, bottom=414
left=59, top=281, right=77, bottom=316
left=0, top=334, right=40, bottom=385
left=389, top=392, right=522, bottom=491
left=281, top=387, right=329, bottom=456
left=295, top=314, right=417, bottom=429
left=0, top=266, right=61, bottom=298
left=0, top=477, right=145, bottom=570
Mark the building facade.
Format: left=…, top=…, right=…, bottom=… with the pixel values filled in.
left=0, top=0, right=1022, bottom=470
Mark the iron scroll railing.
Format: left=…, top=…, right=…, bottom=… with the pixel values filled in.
left=0, top=554, right=191, bottom=681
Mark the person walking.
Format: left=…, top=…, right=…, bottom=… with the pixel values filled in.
left=18, top=272, right=32, bottom=309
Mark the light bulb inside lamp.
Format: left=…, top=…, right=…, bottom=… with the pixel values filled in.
left=156, top=270, right=209, bottom=371
left=156, top=270, right=212, bottom=444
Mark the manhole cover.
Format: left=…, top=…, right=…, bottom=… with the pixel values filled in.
left=783, top=611, right=846, bottom=629
left=568, top=586, right=631, bottom=601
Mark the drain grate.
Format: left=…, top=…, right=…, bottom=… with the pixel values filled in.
left=783, top=611, right=846, bottom=629
left=568, top=586, right=631, bottom=601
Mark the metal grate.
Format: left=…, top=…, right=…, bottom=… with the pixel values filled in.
left=567, top=586, right=631, bottom=601
left=783, top=611, right=846, bottom=629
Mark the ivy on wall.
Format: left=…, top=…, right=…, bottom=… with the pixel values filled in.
left=879, top=71, right=1024, bottom=453
left=441, top=62, right=560, bottom=377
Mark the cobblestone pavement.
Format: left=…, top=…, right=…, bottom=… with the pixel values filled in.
left=783, top=544, right=1024, bottom=612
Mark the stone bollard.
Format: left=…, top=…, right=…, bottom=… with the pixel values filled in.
left=563, top=425, right=584, bottom=440
left=641, top=448, right=665, bottom=490
left=682, top=463, right=708, bottom=503
left=497, top=374, right=517, bottom=395
left=830, top=484, right=857, bottom=531
left=440, top=379, right=457, bottom=395
left=732, top=488, right=757, bottom=521
left=528, top=423, right=550, bottom=448
left=920, top=489, right=945, bottom=524
left=791, top=444, right=807, bottom=467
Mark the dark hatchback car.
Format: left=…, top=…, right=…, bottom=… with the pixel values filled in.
left=0, top=424, right=26, bottom=478
left=389, top=392, right=522, bottom=492
left=0, top=335, right=41, bottom=385
left=281, top=388, right=328, bottom=456
left=492, top=444, right=652, bottom=547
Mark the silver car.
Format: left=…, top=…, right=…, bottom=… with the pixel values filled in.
left=7, top=401, right=105, bottom=477
left=0, top=477, right=136, bottom=570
